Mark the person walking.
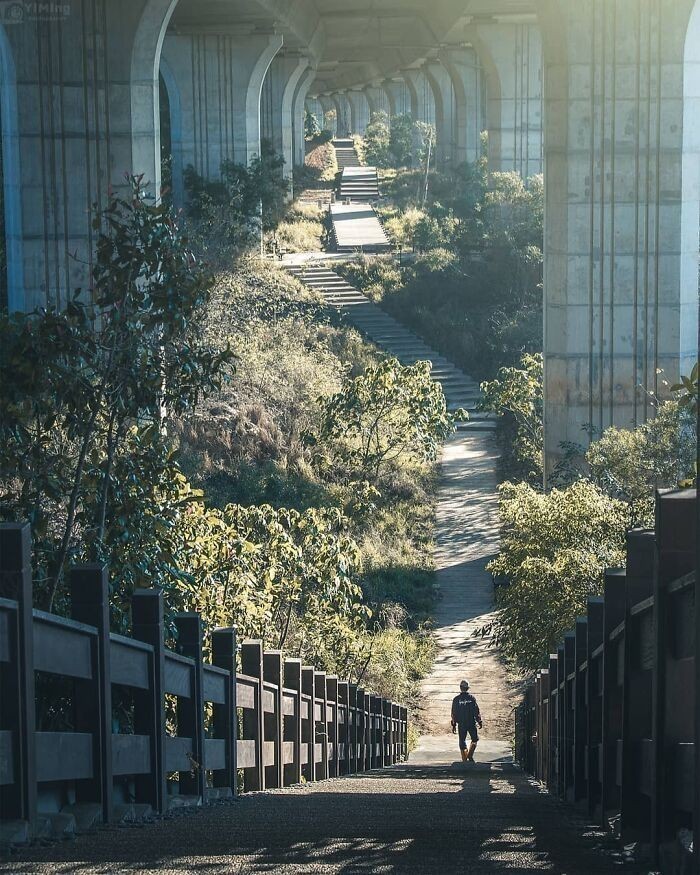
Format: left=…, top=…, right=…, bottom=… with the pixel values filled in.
left=451, top=680, right=483, bottom=762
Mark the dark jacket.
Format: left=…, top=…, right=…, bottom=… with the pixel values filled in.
left=451, top=692, right=482, bottom=727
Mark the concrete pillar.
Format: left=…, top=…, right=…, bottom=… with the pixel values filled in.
left=318, top=95, right=337, bottom=135
left=7, top=0, right=175, bottom=312
left=332, top=92, right=352, bottom=136
left=537, top=0, right=700, bottom=470
left=347, top=89, right=371, bottom=135
left=469, top=20, right=544, bottom=177
left=423, top=60, right=456, bottom=165
left=260, top=53, right=309, bottom=184
left=384, top=79, right=411, bottom=118
left=402, top=68, right=436, bottom=126
left=162, top=29, right=282, bottom=177
left=292, top=67, right=315, bottom=166
left=440, top=46, right=485, bottom=166
left=363, top=84, right=389, bottom=119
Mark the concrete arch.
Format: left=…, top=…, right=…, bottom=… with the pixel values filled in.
left=158, top=56, right=184, bottom=210
left=0, top=22, right=23, bottom=313
left=131, top=0, right=179, bottom=195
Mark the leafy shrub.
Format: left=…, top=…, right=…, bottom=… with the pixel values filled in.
left=485, top=480, right=631, bottom=670
left=363, top=111, right=391, bottom=167
left=317, top=357, right=461, bottom=480
left=0, top=180, right=229, bottom=615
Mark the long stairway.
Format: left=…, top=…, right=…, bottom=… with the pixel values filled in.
left=332, top=137, right=361, bottom=169
left=285, top=263, right=494, bottom=430
left=339, top=166, right=380, bottom=202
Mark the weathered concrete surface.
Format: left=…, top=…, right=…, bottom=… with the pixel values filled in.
left=3, top=763, right=630, bottom=873
left=420, top=433, right=516, bottom=749
left=330, top=203, right=391, bottom=251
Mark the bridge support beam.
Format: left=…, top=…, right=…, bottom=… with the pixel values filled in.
left=332, top=92, right=352, bottom=137
left=6, top=0, right=175, bottom=312
left=423, top=61, right=455, bottom=166
left=347, top=89, right=371, bottom=135
left=261, top=53, right=310, bottom=190
left=318, top=95, right=337, bottom=136
left=468, top=20, right=544, bottom=177
left=538, top=0, right=700, bottom=470
left=292, top=67, right=315, bottom=167
left=440, top=46, right=485, bottom=166
left=364, top=84, right=389, bottom=118
left=161, top=29, right=282, bottom=178
left=383, top=79, right=410, bottom=118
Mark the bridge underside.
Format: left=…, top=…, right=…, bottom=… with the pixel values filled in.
left=0, top=0, right=698, bottom=458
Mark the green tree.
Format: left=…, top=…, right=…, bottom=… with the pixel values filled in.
left=363, top=111, right=391, bottom=168
left=0, top=179, right=230, bottom=612
left=317, top=357, right=462, bottom=480
left=485, top=480, right=631, bottom=670
left=389, top=114, right=415, bottom=167
left=304, top=109, right=321, bottom=140
left=480, top=353, right=544, bottom=483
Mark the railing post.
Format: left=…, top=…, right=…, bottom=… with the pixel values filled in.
left=174, top=613, right=205, bottom=800
left=301, top=666, right=316, bottom=782
left=132, top=588, right=166, bottom=814
left=327, top=676, right=338, bottom=777
left=348, top=683, right=358, bottom=774
left=0, top=523, right=36, bottom=828
left=315, top=671, right=328, bottom=780
left=355, top=687, right=365, bottom=771
left=211, top=627, right=238, bottom=796
left=364, top=691, right=372, bottom=770
left=284, top=659, right=302, bottom=785
left=600, top=570, right=626, bottom=823
left=241, top=641, right=265, bottom=791
left=263, top=650, right=284, bottom=789
left=338, top=680, right=349, bottom=775
left=70, top=564, right=113, bottom=823
left=387, top=701, right=395, bottom=765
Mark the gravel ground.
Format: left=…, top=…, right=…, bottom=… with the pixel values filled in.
left=2, top=761, right=634, bottom=874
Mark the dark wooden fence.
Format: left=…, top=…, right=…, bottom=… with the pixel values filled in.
left=515, top=488, right=698, bottom=871
left=0, top=522, right=408, bottom=830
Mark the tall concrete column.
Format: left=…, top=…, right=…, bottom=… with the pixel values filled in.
left=161, top=30, right=282, bottom=178
left=384, top=79, right=410, bottom=118
left=318, top=95, right=337, bottom=135
left=469, top=20, right=544, bottom=177
left=332, top=92, right=352, bottom=136
left=7, top=0, right=174, bottom=312
left=292, top=67, right=315, bottom=166
left=423, top=61, right=456, bottom=165
left=537, top=0, right=699, bottom=470
left=347, top=89, right=371, bottom=135
left=440, top=46, right=485, bottom=166
left=402, top=68, right=436, bottom=126
left=261, top=53, right=309, bottom=184
left=363, top=84, right=389, bottom=119
left=230, top=31, right=283, bottom=165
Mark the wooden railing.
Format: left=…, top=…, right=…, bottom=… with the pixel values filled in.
left=515, top=488, right=698, bottom=868
left=0, top=522, right=408, bottom=828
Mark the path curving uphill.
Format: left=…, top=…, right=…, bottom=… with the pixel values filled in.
left=284, top=258, right=515, bottom=764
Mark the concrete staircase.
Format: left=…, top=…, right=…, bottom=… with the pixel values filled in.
left=285, top=263, right=495, bottom=431
left=332, top=138, right=361, bottom=169
left=339, top=166, right=380, bottom=202
left=329, top=203, right=391, bottom=253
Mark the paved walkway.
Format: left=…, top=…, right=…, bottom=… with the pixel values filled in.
left=5, top=762, right=624, bottom=874
left=416, top=432, right=515, bottom=755
left=330, top=203, right=390, bottom=252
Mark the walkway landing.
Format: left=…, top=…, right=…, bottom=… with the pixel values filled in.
left=6, top=762, right=625, bottom=874
left=330, top=203, right=391, bottom=252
